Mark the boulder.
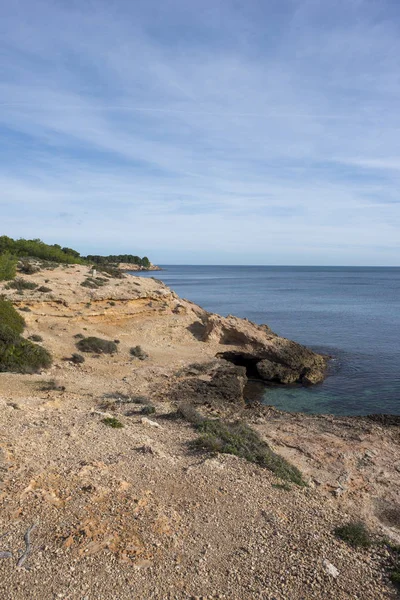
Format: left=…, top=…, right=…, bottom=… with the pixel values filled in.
left=256, top=359, right=298, bottom=384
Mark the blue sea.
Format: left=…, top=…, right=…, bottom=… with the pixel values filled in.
left=135, top=266, right=400, bottom=416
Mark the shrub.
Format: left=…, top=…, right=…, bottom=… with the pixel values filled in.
left=141, top=405, right=156, bottom=415
left=101, top=266, right=124, bottom=279
left=81, top=278, right=99, bottom=289
left=0, top=299, right=51, bottom=373
left=0, top=299, right=26, bottom=334
left=71, top=353, right=85, bottom=364
left=0, top=334, right=52, bottom=373
left=176, top=403, right=204, bottom=425
left=6, top=278, right=38, bottom=291
left=37, top=286, right=52, bottom=293
left=19, top=306, right=32, bottom=312
left=28, top=334, right=43, bottom=342
left=334, top=521, right=371, bottom=549
left=102, top=417, right=124, bottom=428
left=77, top=337, right=118, bottom=354
left=130, top=345, right=148, bottom=360
left=192, top=419, right=306, bottom=486
left=39, top=379, right=65, bottom=391
left=74, top=333, right=84, bottom=339
left=0, top=253, right=18, bottom=281
left=19, top=260, right=40, bottom=274
left=0, top=236, right=84, bottom=265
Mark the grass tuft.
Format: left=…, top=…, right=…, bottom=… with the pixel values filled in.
left=191, top=417, right=306, bottom=486
left=334, top=521, right=371, bottom=549
left=102, top=417, right=124, bottom=428
left=28, top=334, right=43, bottom=342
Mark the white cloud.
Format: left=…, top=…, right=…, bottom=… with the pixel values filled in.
left=0, top=0, right=399, bottom=264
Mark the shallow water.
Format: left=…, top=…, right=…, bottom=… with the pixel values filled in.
left=136, top=266, right=400, bottom=416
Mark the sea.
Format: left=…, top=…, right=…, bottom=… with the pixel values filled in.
left=134, top=266, right=400, bottom=416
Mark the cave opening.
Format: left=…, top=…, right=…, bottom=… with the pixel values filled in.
left=216, top=351, right=261, bottom=379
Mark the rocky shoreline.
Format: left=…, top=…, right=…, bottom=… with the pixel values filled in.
left=0, top=263, right=399, bottom=599
left=118, top=262, right=162, bottom=272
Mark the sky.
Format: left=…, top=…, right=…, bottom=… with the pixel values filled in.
left=1, top=0, right=400, bottom=266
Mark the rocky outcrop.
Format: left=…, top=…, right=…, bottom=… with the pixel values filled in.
left=204, top=313, right=328, bottom=385
left=171, top=363, right=248, bottom=407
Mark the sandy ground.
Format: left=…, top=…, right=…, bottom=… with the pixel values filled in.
left=0, top=264, right=398, bottom=599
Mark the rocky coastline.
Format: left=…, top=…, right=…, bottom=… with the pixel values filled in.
left=0, top=263, right=399, bottom=599
left=118, top=262, right=162, bottom=272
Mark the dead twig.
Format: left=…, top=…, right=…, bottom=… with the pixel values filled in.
left=16, top=524, right=37, bottom=569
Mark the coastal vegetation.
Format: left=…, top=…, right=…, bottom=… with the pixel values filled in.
left=0, top=235, right=85, bottom=265
left=177, top=404, right=305, bottom=485
left=102, top=417, right=124, bottom=428
left=0, top=298, right=52, bottom=373
left=0, top=235, right=154, bottom=272
left=0, top=253, right=18, bottom=281
left=76, top=336, right=118, bottom=354
left=334, top=521, right=371, bottom=548
left=86, top=254, right=151, bottom=268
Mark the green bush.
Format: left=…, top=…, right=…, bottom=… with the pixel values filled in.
left=192, top=418, right=306, bottom=486
left=334, top=521, right=371, bottom=548
left=102, top=417, right=124, bottom=428
left=71, top=353, right=85, bottom=364
left=0, top=332, right=52, bottom=373
left=37, top=286, right=52, bottom=293
left=6, top=278, right=38, bottom=291
left=0, top=299, right=26, bottom=334
left=0, top=298, right=52, bottom=373
left=28, top=334, right=43, bottom=342
left=141, top=405, right=156, bottom=415
left=130, top=345, right=148, bottom=360
left=0, top=253, right=17, bottom=281
left=77, top=337, right=118, bottom=354
left=0, top=236, right=84, bottom=265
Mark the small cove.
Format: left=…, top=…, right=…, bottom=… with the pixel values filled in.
left=135, top=265, right=400, bottom=416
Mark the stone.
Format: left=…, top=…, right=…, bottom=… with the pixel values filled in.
left=141, top=417, right=161, bottom=428
left=322, top=559, right=339, bottom=578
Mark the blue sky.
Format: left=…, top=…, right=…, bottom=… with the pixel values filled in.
left=1, top=0, right=399, bottom=265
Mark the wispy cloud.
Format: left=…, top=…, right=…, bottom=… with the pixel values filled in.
left=1, top=0, right=399, bottom=264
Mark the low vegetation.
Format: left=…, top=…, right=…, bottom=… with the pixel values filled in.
left=177, top=404, right=305, bottom=485
left=0, top=253, right=18, bottom=281
left=141, top=405, right=156, bottom=415
left=385, top=541, right=400, bottom=589
left=70, top=353, right=85, bottom=364
left=86, top=254, right=151, bottom=268
left=0, top=236, right=85, bottom=264
left=6, top=277, right=38, bottom=291
left=102, top=417, right=124, bottom=428
left=28, top=334, right=43, bottom=342
left=130, top=345, right=148, bottom=360
left=0, top=299, right=52, bottom=373
left=81, top=276, right=108, bottom=289
left=76, top=336, right=118, bottom=354
left=38, top=379, right=65, bottom=392
left=0, top=298, right=26, bottom=334
left=334, top=521, right=371, bottom=548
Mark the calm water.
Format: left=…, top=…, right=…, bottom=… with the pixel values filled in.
left=136, top=266, right=400, bottom=416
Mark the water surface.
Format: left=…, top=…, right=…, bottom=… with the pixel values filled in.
left=136, top=266, right=400, bottom=416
